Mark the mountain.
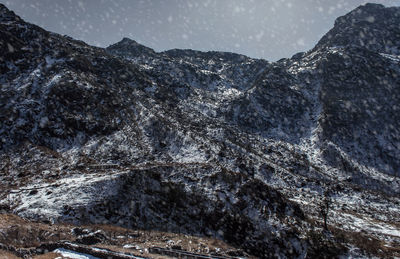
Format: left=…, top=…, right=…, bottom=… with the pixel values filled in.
left=1, top=3, right=400, bottom=258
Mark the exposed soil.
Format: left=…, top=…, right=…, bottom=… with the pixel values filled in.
left=0, top=214, right=254, bottom=259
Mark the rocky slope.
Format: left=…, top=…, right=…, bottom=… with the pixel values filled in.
left=1, top=3, right=400, bottom=258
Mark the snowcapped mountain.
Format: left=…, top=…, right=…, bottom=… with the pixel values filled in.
left=1, top=3, right=399, bottom=258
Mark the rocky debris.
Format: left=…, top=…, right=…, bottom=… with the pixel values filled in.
left=148, top=246, right=235, bottom=259
left=73, top=229, right=107, bottom=245
left=0, top=214, right=249, bottom=258
left=71, top=227, right=90, bottom=236
left=123, top=244, right=142, bottom=250
left=1, top=2, right=400, bottom=258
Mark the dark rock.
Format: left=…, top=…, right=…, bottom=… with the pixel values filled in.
left=28, top=190, right=38, bottom=196
left=226, top=249, right=245, bottom=256
left=75, top=230, right=107, bottom=245
left=171, top=245, right=182, bottom=250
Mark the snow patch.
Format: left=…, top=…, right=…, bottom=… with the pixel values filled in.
left=45, top=56, right=65, bottom=68
left=53, top=248, right=99, bottom=259
left=7, top=173, right=123, bottom=222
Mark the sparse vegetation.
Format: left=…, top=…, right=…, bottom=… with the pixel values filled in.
left=319, top=189, right=332, bottom=231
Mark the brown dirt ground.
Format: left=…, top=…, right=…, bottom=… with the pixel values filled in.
left=0, top=249, right=20, bottom=259
left=0, top=213, right=254, bottom=258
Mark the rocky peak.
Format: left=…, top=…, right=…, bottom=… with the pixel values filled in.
left=0, top=3, right=20, bottom=22
left=118, top=37, right=143, bottom=46
left=106, top=37, right=156, bottom=59
left=334, top=3, right=385, bottom=25
left=315, top=3, right=400, bottom=54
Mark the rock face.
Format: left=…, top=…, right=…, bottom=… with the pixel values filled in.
left=1, top=3, right=400, bottom=258
left=316, top=3, right=400, bottom=54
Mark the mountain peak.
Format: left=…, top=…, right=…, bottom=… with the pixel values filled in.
left=315, top=3, right=400, bottom=54
left=360, top=3, right=385, bottom=9
left=0, top=3, right=20, bottom=22
left=334, top=3, right=386, bottom=27
left=106, top=37, right=156, bottom=58
left=119, top=37, right=139, bottom=45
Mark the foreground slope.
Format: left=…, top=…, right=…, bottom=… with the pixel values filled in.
left=1, top=3, right=400, bottom=258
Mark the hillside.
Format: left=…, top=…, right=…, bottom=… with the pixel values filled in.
left=0, top=3, right=399, bottom=258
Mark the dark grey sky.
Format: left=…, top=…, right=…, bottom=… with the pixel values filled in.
left=3, top=0, right=400, bottom=61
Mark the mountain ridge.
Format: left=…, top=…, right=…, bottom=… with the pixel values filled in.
left=1, top=2, right=400, bottom=258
